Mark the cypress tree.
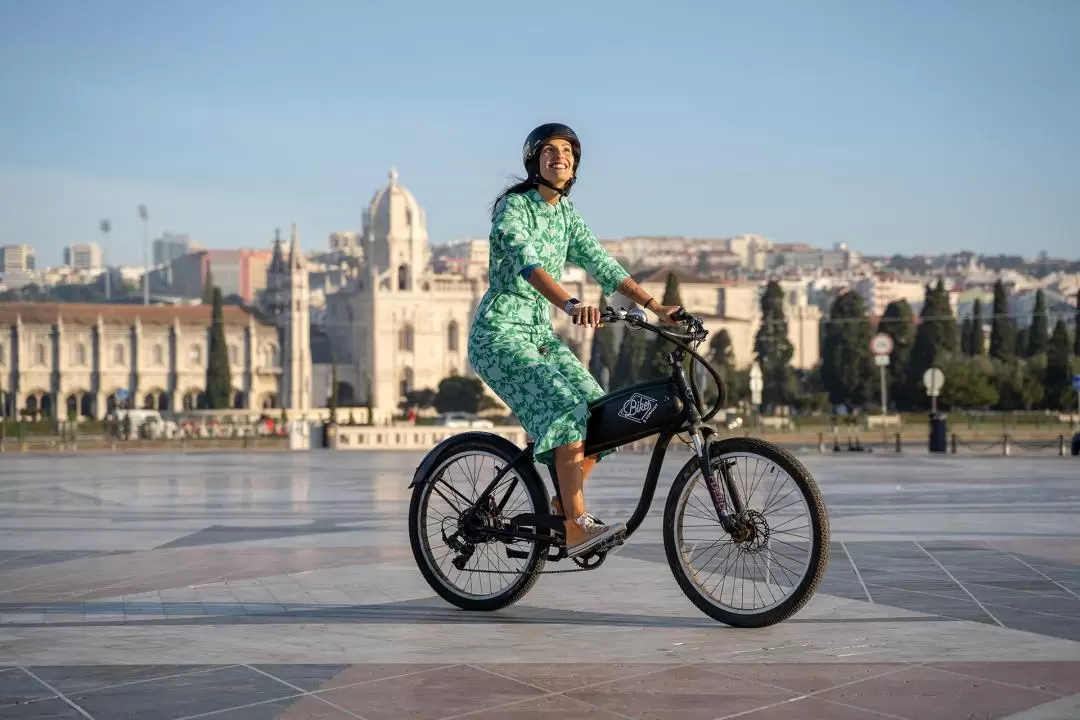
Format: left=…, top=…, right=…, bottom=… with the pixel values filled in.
left=1074, top=290, right=1080, bottom=356
left=879, top=300, right=916, bottom=410
left=908, top=280, right=957, bottom=407
left=960, top=318, right=973, bottom=356
left=588, top=291, right=618, bottom=389
left=612, top=326, right=650, bottom=389
left=706, top=329, right=736, bottom=405
left=821, top=290, right=873, bottom=409
left=1028, top=289, right=1049, bottom=357
left=647, top=273, right=687, bottom=377
left=328, top=354, right=339, bottom=423
left=202, top=267, right=216, bottom=305
left=1044, top=319, right=1072, bottom=410
left=970, top=298, right=985, bottom=356
left=989, top=278, right=1015, bottom=361
left=754, top=280, right=796, bottom=408
left=205, top=287, right=232, bottom=409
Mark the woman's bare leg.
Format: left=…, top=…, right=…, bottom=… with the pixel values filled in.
left=554, top=441, right=597, bottom=546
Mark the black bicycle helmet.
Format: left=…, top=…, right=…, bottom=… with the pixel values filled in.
left=522, top=123, right=581, bottom=195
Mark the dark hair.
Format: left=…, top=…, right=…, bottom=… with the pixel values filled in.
left=489, top=175, right=537, bottom=220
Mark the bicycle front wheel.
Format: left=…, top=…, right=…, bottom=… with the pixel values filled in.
left=663, top=436, right=829, bottom=627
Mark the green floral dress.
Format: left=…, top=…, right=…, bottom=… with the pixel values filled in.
left=468, top=188, right=630, bottom=467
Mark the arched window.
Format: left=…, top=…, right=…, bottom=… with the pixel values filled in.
left=153, top=344, right=164, bottom=365
left=74, top=343, right=87, bottom=366
left=113, top=344, right=125, bottom=365
left=264, top=344, right=278, bottom=367
left=399, top=324, right=414, bottom=352
left=189, top=344, right=202, bottom=365
left=397, top=264, right=409, bottom=290
left=447, top=321, right=459, bottom=352
left=229, top=344, right=239, bottom=365
left=35, top=343, right=46, bottom=365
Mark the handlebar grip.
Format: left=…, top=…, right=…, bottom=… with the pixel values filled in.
left=671, top=307, right=690, bottom=322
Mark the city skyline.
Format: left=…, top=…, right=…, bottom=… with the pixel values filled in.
left=1, top=1, right=1078, bottom=266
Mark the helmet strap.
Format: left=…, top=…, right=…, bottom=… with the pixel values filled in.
left=532, top=174, right=575, bottom=197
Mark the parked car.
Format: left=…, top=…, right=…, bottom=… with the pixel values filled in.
left=435, top=412, right=494, bottom=429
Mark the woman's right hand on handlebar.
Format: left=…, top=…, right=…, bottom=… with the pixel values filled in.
left=649, top=302, right=683, bottom=325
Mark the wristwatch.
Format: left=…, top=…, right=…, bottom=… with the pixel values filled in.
left=563, top=297, right=581, bottom=315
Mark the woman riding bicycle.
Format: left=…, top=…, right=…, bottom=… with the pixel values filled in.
left=467, top=122, right=680, bottom=559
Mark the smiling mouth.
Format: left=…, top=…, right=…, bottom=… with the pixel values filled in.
left=548, top=162, right=568, bottom=171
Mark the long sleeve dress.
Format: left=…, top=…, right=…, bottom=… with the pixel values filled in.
left=467, top=188, right=630, bottom=467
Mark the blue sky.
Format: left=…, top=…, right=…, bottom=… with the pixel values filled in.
left=1, top=0, right=1077, bottom=267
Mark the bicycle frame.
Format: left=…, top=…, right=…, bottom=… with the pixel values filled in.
left=462, top=309, right=746, bottom=552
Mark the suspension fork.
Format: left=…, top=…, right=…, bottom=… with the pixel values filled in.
left=672, top=359, right=745, bottom=536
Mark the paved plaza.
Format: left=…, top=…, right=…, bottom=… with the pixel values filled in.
left=1, top=444, right=1079, bottom=719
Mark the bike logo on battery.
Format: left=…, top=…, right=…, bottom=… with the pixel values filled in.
left=618, top=393, right=658, bottom=424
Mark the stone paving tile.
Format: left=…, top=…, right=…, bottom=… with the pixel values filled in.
left=0, top=697, right=86, bottom=719
left=458, top=693, right=636, bottom=719
left=816, top=665, right=1059, bottom=720
left=0, top=668, right=55, bottom=709
left=709, top=662, right=913, bottom=695
left=68, top=665, right=296, bottom=719
left=313, top=664, right=545, bottom=720
left=729, top=697, right=890, bottom=719
left=27, top=664, right=229, bottom=695
left=562, top=665, right=799, bottom=720
left=925, top=661, right=1080, bottom=697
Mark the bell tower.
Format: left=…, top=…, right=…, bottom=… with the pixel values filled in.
left=280, top=223, right=311, bottom=411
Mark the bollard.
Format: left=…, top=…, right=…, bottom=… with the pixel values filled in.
left=895, top=432, right=902, bottom=453
left=1060, top=434, right=1067, bottom=457
left=818, top=432, right=825, bottom=454
left=833, top=433, right=841, bottom=452
left=951, top=434, right=958, bottom=454
left=1003, top=433, right=1010, bottom=456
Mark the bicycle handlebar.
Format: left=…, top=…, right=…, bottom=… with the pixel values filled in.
left=598, top=306, right=725, bottom=422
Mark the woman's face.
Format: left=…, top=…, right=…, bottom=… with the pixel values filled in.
left=538, top=138, right=575, bottom=187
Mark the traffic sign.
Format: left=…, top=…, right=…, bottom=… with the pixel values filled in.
left=1072, top=375, right=1080, bottom=393
left=871, top=333, right=894, bottom=356
left=874, top=354, right=890, bottom=367
left=922, top=367, right=945, bottom=397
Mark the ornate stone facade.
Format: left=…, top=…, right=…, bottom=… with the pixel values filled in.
left=0, top=303, right=283, bottom=419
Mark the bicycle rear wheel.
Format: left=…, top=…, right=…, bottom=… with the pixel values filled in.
left=409, top=434, right=550, bottom=611
left=662, top=436, right=829, bottom=627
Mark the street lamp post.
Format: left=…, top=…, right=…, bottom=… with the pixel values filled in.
left=99, top=219, right=111, bottom=301
left=137, top=204, right=149, bottom=305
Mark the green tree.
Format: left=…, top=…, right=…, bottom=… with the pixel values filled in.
left=612, top=325, right=651, bottom=389
left=960, top=317, right=973, bottom=356
left=328, top=355, right=339, bottom=423
left=820, top=290, right=873, bottom=409
left=433, top=376, right=487, bottom=414
left=754, top=280, right=796, bottom=408
left=939, top=356, right=998, bottom=409
left=704, top=329, right=736, bottom=407
left=879, top=300, right=916, bottom=410
left=1027, top=289, right=1049, bottom=357
left=1074, top=290, right=1080, bottom=356
left=995, top=358, right=1044, bottom=411
left=202, top=267, right=216, bottom=305
left=205, top=287, right=232, bottom=409
left=647, top=272, right=687, bottom=377
left=969, top=298, right=985, bottom=356
left=1043, top=318, right=1073, bottom=410
left=908, top=279, right=958, bottom=407
left=696, top=250, right=710, bottom=276
left=989, top=279, right=1015, bottom=361
left=588, top=292, right=618, bottom=388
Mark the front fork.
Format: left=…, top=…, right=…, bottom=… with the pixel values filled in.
left=691, top=426, right=747, bottom=538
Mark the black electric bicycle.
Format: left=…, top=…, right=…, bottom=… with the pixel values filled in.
left=407, top=307, right=829, bottom=628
